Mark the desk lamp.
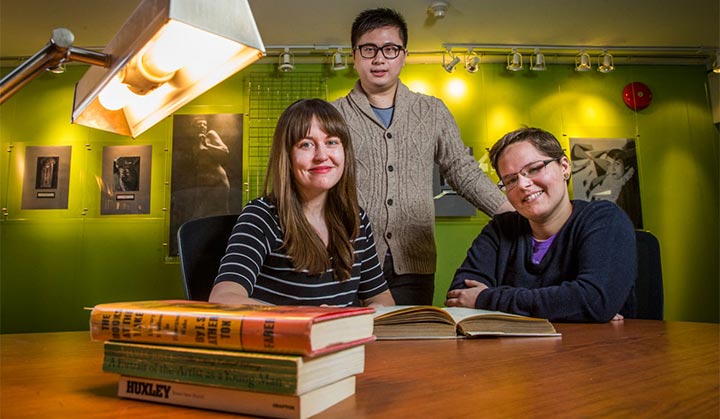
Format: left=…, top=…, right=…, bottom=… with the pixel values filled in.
left=0, top=0, right=265, bottom=138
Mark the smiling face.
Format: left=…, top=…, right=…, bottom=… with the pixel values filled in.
left=291, top=117, right=345, bottom=202
left=352, top=26, right=406, bottom=96
left=497, top=141, right=572, bottom=224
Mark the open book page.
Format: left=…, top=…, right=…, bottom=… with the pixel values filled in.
left=442, top=307, right=529, bottom=323
left=444, top=307, right=559, bottom=337
left=374, top=306, right=453, bottom=322
left=373, top=306, right=456, bottom=338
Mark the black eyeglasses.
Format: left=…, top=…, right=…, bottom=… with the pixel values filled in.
left=353, top=43, right=405, bottom=59
left=497, top=158, right=561, bottom=192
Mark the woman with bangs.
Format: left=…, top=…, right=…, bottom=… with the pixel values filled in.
left=209, top=99, right=394, bottom=308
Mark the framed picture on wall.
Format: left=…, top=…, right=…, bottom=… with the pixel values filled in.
left=169, top=114, right=244, bottom=257
left=21, top=145, right=72, bottom=209
left=569, top=138, right=643, bottom=229
left=433, top=146, right=477, bottom=217
left=101, top=145, right=152, bottom=215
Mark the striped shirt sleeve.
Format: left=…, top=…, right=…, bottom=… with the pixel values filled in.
left=214, top=199, right=279, bottom=294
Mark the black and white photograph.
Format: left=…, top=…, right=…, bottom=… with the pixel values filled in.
left=22, top=145, right=72, bottom=209
left=570, top=138, right=643, bottom=229
left=169, top=114, right=244, bottom=256
left=101, top=145, right=152, bottom=215
left=432, top=146, right=476, bottom=217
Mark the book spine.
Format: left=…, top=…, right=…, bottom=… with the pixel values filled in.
left=104, top=353, right=299, bottom=394
left=104, top=342, right=365, bottom=396
left=89, top=306, right=313, bottom=355
left=117, top=375, right=356, bottom=419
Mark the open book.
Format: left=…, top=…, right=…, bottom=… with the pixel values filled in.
left=373, top=306, right=560, bottom=339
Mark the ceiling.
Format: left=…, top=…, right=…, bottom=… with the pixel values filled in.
left=1, top=0, right=719, bottom=65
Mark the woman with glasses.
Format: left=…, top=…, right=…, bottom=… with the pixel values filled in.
left=445, top=127, right=636, bottom=322
left=332, top=8, right=513, bottom=306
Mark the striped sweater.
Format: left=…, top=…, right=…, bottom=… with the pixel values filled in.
left=214, top=197, right=388, bottom=306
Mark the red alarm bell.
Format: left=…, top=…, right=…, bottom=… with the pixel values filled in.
left=623, top=82, right=653, bottom=110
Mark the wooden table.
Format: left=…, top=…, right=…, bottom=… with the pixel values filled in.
left=1, top=321, right=718, bottom=418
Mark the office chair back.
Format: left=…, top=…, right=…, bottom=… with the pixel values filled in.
left=634, top=230, right=664, bottom=320
left=177, top=214, right=239, bottom=301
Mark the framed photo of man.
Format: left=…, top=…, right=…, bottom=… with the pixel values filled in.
left=569, top=138, right=643, bottom=229
left=169, top=113, right=244, bottom=257
left=21, top=145, right=72, bottom=209
left=101, top=145, right=152, bottom=215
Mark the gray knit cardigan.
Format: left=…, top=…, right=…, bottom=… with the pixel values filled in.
left=332, top=81, right=506, bottom=275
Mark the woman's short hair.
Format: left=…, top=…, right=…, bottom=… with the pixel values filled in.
left=489, top=127, right=567, bottom=176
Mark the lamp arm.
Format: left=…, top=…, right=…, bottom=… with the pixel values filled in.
left=0, top=28, right=110, bottom=105
left=67, top=46, right=111, bottom=68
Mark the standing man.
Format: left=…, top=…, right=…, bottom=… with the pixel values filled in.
left=332, top=8, right=513, bottom=305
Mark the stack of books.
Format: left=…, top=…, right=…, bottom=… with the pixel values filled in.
left=89, top=300, right=376, bottom=419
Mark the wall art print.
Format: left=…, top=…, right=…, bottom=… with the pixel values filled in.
left=570, top=138, right=643, bottom=229
left=21, top=145, right=72, bottom=209
left=101, top=145, right=152, bottom=215
left=169, top=114, right=244, bottom=257
left=433, top=146, right=477, bottom=217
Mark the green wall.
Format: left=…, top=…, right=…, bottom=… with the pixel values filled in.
left=1, top=62, right=717, bottom=333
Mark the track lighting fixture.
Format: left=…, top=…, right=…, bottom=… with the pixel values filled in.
left=575, top=49, right=592, bottom=71
left=441, top=43, right=715, bottom=73
left=506, top=49, right=523, bottom=71
left=443, top=52, right=460, bottom=73
left=530, top=48, right=546, bottom=71
left=597, top=50, right=615, bottom=73
left=331, top=48, right=347, bottom=71
left=278, top=48, right=294, bottom=72
left=464, top=51, right=480, bottom=73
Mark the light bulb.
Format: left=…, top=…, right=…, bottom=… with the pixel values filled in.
left=140, top=22, right=195, bottom=79
left=98, top=73, right=136, bottom=111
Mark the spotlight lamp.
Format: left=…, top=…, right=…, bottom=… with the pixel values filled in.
left=278, top=48, right=295, bottom=72
left=506, top=49, right=523, bottom=71
left=70, top=0, right=264, bottom=138
left=598, top=50, right=615, bottom=73
left=331, top=48, right=347, bottom=71
left=713, top=51, right=720, bottom=74
left=443, top=52, right=461, bottom=73
left=530, top=48, right=546, bottom=71
left=575, top=49, right=592, bottom=71
left=464, top=51, right=480, bottom=73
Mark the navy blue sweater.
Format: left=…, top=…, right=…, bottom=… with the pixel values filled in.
left=450, top=200, right=636, bottom=322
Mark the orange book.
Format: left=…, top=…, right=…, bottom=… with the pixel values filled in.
left=89, top=300, right=375, bottom=357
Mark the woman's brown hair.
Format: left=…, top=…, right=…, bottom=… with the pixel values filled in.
left=263, top=99, right=360, bottom=280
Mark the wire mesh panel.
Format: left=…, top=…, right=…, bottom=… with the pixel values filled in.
left=245, top=74, right=327, bottom=201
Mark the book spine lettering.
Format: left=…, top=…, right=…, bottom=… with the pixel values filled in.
left=117, top=375, right=356, bottom=419
left=90, top=308, right=312, bottom=354
left=118, top=376, right=303, bottom=419
left=104, top=354, right=298, bottom=394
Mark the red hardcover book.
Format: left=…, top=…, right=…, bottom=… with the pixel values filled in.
left=89, top=300, right=375, bottom=357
